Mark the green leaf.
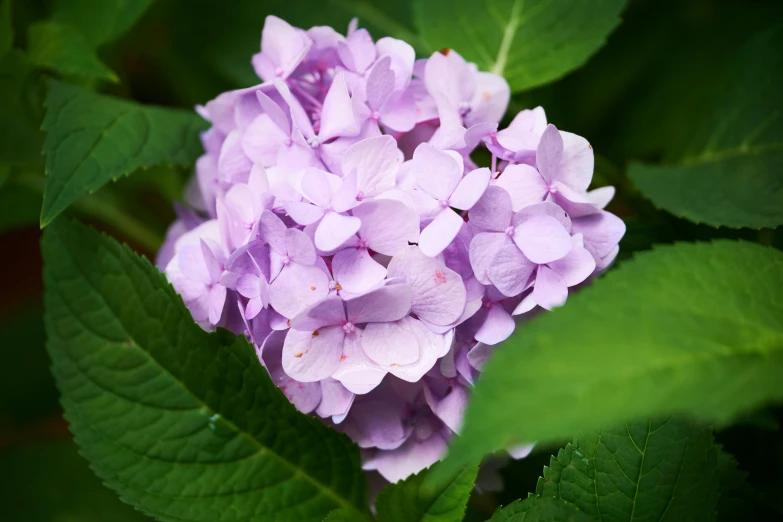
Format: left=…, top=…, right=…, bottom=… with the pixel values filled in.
left=43, top=219, right=369, bottom=522
left=489, top=497, right=593, bottom=522
left=0, top=0, right=11, bottom=56
left=628, top=26, right=783, bottom=229
left=412, top=0, right=628, bottom=93
left=375, top=462, right=477, bottom=522
left=322, top=508, right=371, bottom=522
left=40, top=80, right=207, bottom=227
left=536, top=416, right=720, bottom=521
left=0, top=439, right=152, bottom=521
left=52, top=0, right=154, bottom=47
left=28, top=21, right=119, bottom=82
left=429, top=241, right=783, bottom=485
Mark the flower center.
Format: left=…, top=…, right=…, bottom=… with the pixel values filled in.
left=504, top=225, right=515, bottom=237
left=274, top=67, right=284, bottom=77
left=281, top=255, right=291, bottom=265
left=358, top=238, right=369, bottom=249
left=342, top=322, right=355, bottom=334
left=308, top=136, right=320, bottom=148
left=371, top=110, right=382, bottom=121
left=439, top=199, right=450, bottom=209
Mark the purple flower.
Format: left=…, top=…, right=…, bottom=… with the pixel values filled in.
left=408, top=143, right=490, bottom=256
left=163, top=14, right=625, bottom=483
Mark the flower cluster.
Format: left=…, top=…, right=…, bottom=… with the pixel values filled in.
left=159, top=15, right=625, bottom=483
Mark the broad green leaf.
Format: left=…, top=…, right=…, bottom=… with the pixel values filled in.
left=52, top=0, right=154, bottom=47
left=40, top=80, right=207, bottom=227
left=535, top=416, right=720, bottom=521
left=28, top=21, right=118, bottom=82
left=375, top=463, right=477, bottom=522
left=43, top=219, right=369, bottom=522
left=412, top=0, right=628, bottom=93
left=0, top=0, right=11, bottom=56
left=429, top=241, right=783, bottom=485
left=0, top=439, right=151, bottom=521
left=629, top=26, right=783, bottom=229
left=489, top=497, right=593, bottom=522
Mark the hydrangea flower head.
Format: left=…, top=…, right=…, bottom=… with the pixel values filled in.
left=160, top=15, right=625, bottom=484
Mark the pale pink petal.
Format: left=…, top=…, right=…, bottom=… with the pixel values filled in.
left=366, top=56, right=394, bottom=110
left=284, top=228, right=317, bottom=265
left=384, top=317, right=451, bottom=382
left=236, top=274, right=261, bottom=299
left=217, top=130, right=252, bottom=184
left=316, top=379, right=355, bottom=420
left=259, top=210, right=288, bottom=254
left=342, top=135, right=401, bottom=196
left=387, top=246, right=466, bottom=325
left=376, top=37, right=415, bottom=90
left=315, top=212, right=362, bottom=251
left=548, top=244, right=596, bottom=287
left=508, top=444, right=535, bottom=459
left=488, top=244, right=536, bottom=297
left=361, top=321, right=419, bottom=366
left=553, top=182, right=601, bottom=218
left=258, top=16, right=312, bottom=80
left=411, top=143, right=463, bottom=200
left=512, top=215, right=572, bottom=264
left=346, top=283, right=412, bottom=324
left=587, top=186, right=615, bottom=208
left=269, top=263, right=329, bottom=318
left=282, top=326, right=345, bottom=382
left=256, top=90, right=291, bottom=135
left=418, top=209, right=464, bottom=257
left=333, top=333, right=387, bottom=394
left=512, top=292, right=537, bottom=315
left=283, top=200, right=325, bottom=226
left=467, top=342, right=492, bottom=371
left=512, top=200, right=572, bottom=232
left=572, top=211, right=626, bottom=259
left=245, top=296, right=264, bottom=320
left=469, top=185, right=513, bottom=233
left=379, top=89, right=417, bottom=133
left=466, top=72, right=510, bottom=126
left=495, top=164, right=548, bottom=211
left=449, top=167, right=490, bottom=210
left=207, top=284, right=226, bottom=325
left=496, top=127, right=540, bottom=153
left=536, top=124, right=563, bottom=183
left=332, top=248, right=387, bottom=294
left=319, top=72, right=360, bottom=142
left=363, top=434, right=448, bottom=483
left=330, top=171, right=360, bottom=214
left=242, top=114, right=288, bottom=165
left=469, top=232, right=509, bottom=284
left=200, top=239, right=223, bottom=283
left=289, top=295, right=346, bottom=331
left=475, top=304, right=515, bottom=345
left=352, top=199, right=419, bottom=255
left=301, top=167, right=333, bottom=208
left=424, top=384, right=469, bottom=433
left=533, top=265, right=568, bottom=310
left=558, top=131, right=594, bottom=192
left=343, top=28, right=376, bottom=73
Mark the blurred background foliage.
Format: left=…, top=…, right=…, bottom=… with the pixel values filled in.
left=0, top=0, right=781, bottom=520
